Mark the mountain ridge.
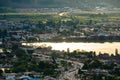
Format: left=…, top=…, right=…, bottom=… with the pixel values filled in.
left=0, top=0, right=120, bottom=11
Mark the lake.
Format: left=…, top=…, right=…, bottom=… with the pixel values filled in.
left=22, top=42, right=120, bottom=55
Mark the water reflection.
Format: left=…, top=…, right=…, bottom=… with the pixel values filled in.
left=22, top=42, right=120, bottom=55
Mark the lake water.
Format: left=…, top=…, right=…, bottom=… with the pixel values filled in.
left=22, top=42, right=120, bottom=55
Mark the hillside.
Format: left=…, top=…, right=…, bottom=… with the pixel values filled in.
left=0, top=0, right=120, bottom=11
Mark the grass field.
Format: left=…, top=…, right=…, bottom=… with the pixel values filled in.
left=0, top=11, right=120, bottom=22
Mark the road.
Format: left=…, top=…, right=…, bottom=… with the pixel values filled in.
left=33, top=53, right=84, bottom=80
left=58, top=58, right=84, bottom=80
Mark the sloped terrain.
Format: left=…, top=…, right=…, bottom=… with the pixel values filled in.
left=0, top=0, right=119, bottom=11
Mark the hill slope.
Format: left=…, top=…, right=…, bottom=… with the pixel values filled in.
left=0, top=0, right=120, bottom=11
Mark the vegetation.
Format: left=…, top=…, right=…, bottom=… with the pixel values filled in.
left=0, top=12, right=119, bottom=44
left=8, top=48, right=60, bottom=77
left=0, top=0, right=119, bottom=11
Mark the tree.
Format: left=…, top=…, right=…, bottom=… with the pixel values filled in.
left=12, top=64, right=27, bottom=73
left=12, top=44, right=18, bottom=52
left=115, top=48, right=119, bottom=56
left=0, top=69, right=3, bottom=76
left=15, top=49, right=26, bottom=58
left=89, top=60, right=102, bottom=69
left=78, top=69, right=83, bottom=74
left=47, top=46, right=52, bottom=50
left=67, top=48, right=70, bottom=53
left=5, top=69, right=11, bottom=73
left=82, top=60, right=102, bottom=69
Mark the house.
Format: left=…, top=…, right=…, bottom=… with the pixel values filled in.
left=32, top=53, right=52, bottom=62
left=4, top=73, right=17, bottom=80
left=24, top=72, right=40, bottom=78
left=0, top=48, right=3, bottom=53
left=19, top=75, right=31, bottom=80
left=38, top=33, right=57, bottom=40
left=6, top=76, right=15, bottom=80
left=34, top=48, right=53, bottom=55
left=0, top=20, right=7, bottom=28
left=43, top=76, right=56, bottom=80
left=19, top=75, right=40, bottom=80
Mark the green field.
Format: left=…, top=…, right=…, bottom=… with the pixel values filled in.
left=0, top=11, right=120, bottom=22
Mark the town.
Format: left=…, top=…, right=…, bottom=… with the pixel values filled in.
left=0, top=12, right=120, bottom=80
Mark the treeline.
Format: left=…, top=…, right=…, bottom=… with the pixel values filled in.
left=49, top=36, right=120, bottom=42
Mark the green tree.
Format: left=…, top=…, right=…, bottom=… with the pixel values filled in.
left=12, top=44, right=19, bottom=52
left=15, top=49, right=26, bottom=58
left=0, top=69, right=3, bottom=76
left=78, top=69, right=83, bottom=74
left=89, top=60, right=102, bottom=69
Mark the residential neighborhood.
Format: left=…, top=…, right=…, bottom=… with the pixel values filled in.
left=0, top=10, right=120, bottom=80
